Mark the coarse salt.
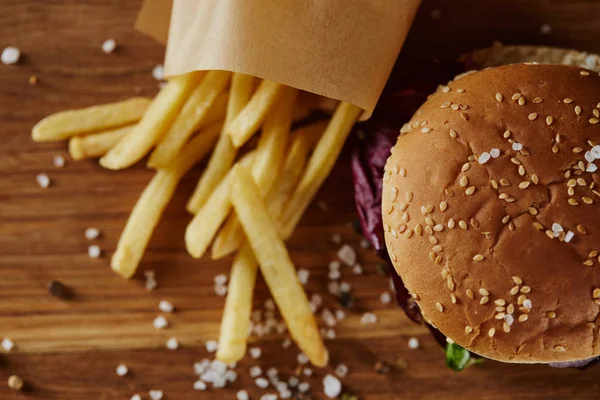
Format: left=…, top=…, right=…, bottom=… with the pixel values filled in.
left=116, top=364, right=128, bottom=376
left=237, top=390, right=249, bottom=400
left=504, top=314, right=515, bottom=326
left=153, top=316, right=168, bottom=329
left=564, top=231, right=575, bottom=243
left=1, top=47, right=20, bottom=65
left=249, top=366, right=262, bottom=378
left=339, top=281, right=351, bottom=292
left=36, top=173, right=50, bottom=188
left=84, top=227, right=100, bottom=240
left=328, top=269, right=341, bottom=280
left=131, top=395, right=142, bottom=400
left=323, top=374, right=342, bottom=398
left=325, top=328, right=336, bottom=340
left=101, top=39, right=117, bottom=54
left=408, top=337, right=420, bottom=349
left=298, top=382, right=310, bottom=393
left=255, top=377, right=269, bottom=388
left=331, top=233, right=342, bottom=244
left=214, top=284, right=227, bottom=296
left=193, top=380, right=207, bottom=391
left=249, top=347, right=262, bottom=359
left=352, top=264, right=363, bottom=275
left=158, top=300, right=174, bottom=313
left=512, top=142, right=523, bottom=151
left=587, top=163, right=598, bottom=173
left=303, top=367, right=313, bottom=376
left=337, top=244, right=357, bottom=266
left=591, top=145, right=600, bottom=159
left=149, top=390, right=163, bottom=400
left=214, top=274, right=228, bottom=286
left=490, top=148, right=500, bottom=158
left=360, top=312, right=378, bottom=325
left=552, top=223, right=563, bottom=233
left=297, top=352, right=309, bottom=365
left=281, top=338, right=292, bottom=349
left=152, top=64, right=164, bottom=81
left=166, top=337, right=179, bottom=350
left=585, top=151, right=596, bottom=163
left=205, top=340, right=218, bottom=352
left=335, top=363, right=348, bottom=377
left=88, top=245, right=101, bottom=258
left=478, top=152, right=491, bottom=164
left=297, top=268, right=309, bottom=285
left=1, top=338, right=14, bottom=352
left=335, top=309, right=346, bottom=320
left=360, top=238, right=371, bottom=249
left=380, top=292, right=392, bottom=304
left=523, top=299, right=533, bottom=309
left=53, top=155, right=65, bottom=167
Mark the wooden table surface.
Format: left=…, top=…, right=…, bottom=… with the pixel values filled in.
left=2, top=0, right=600, bottom=399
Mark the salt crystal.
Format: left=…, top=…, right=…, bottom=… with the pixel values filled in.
left=101, top=39, right=117, bottom=54
left=339, top=281, right=351, bottom=292
left=260, top=395, right=277, bottom=400
left=131, top=395, right=142, bottom=400
left=280, top=390, right=292, bottom=399
left=523, top=299, right=533, bottom=309
left=331, top=233, right=342, bottom=244
left=352, top=264, right=363, bottom=274
left=288, top=376, right=299, bottom=387
left=297, top=268, right=310, bottom=285
left=1, top=338, right=14, bottom=352
left=551, top=223, right=563, bottom=233
left=587, top=163, right=598, bottom=173
left=1, top=47, right=20, bottom=65
left=310, top=294, right=323, bottom=308
left=153, top=316, right=168, bottom=329
left=504, top=314, right=514, bottom=326
left=540, top=23, right=552, bottom=35
left=116, top=364, right=129, bottom=376
left=512, top=142, right=523, bottom=151
left=478, top=152, right=491, bottom=164
left=335, top=363, right=348, bottom=377
left=53, top=155, right=65, bottom=167
left=490, top=148, right=500, bottom=158
left=590, top=145, right=600, bottom=159
left=360, top=238, right=371, bottom=249
left=158, top=300, right=174, bottom=313
left=337, top=244, right=357, bottom=266
left=298, top=382, right=310, bottom=393
left=193, top=360, right=209, bottom=375
left=36, top=173, right=50, bottom=188
left=380, top=292, right=392, bottom=304
left=564, top=231, right=575, bottom=243
left=255, top=377, right=269, bottom=388
left=328, top=260, right=341, bottom=271
left=327, top=281, right=339, bottom=295
left=214, top=284, right=227, bottom=296
left=152, top=64, right=165, bottom=81
left=328, top=269, right=341, bottom=280
left=266, top=367, right=278, bottom=378
left=84, top=227, right=100, bottom=240
left=360, top=312, right=378, bottom=325
left=303, top=367, right=313, bottom=377
left=88, top=245, right=101, bottom=258
left=212, top=377, right=227, bottom=388
left=225, top=370, right=238, bottom=383
left=205, top=340, right=218, bottom=352
left=264, top=298, right=275, bottom=310
left=585, top=151, right=596, bottom=163
left=193, top=380, right=207, bottom=391
left=408, top=337, right=420, bottom=349
left=297, top=352, right=309, bottom=365
left=323, top=374, right=342, bottom=398
left=335, top=310, right=346, bottom=320
left=325, top=328, right=336, bottom=339
left=250, top=366, right=262, bottom=378
left=166, top=337, right=179, bottom=350
left=236, top=390, right=249, bottom=400
left=214, top=274, right=228, bottom=285
left=281, top=338, right=292, bottom=349
left=249, top=347, right=262, bottom=359
left=149, top=390, right=163, bottom=400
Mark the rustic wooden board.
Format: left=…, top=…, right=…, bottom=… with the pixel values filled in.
left=1, top=0, right=600, bottom=399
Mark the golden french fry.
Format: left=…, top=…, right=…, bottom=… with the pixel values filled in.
left=201, top=91, right=229, bottom=128
left=148, top=71, right=231, bottom=169
left=216, top=242, right=258, bottom=363
left=230, top=166, right=328, bottom=367
left=100, top=71, right=204, bottom=170
left=226, top=80, right=283, bottom=148
left=211, top=87, right=298, bottom=259
left=281, top=102, right=361, bottom=238
left=32, top=97, right=150, bottom=142
left=111, top=122, right=222, bottom=279
left=216, top=134, right=310, bottom=363
left=186, top=73, right=255, bottom=214
left=68, top=125, right=134, bottom=161
left=184, top=153, right=255, bottom=259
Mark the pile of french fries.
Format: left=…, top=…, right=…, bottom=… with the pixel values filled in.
left=32, top=70, right=361, bottom=367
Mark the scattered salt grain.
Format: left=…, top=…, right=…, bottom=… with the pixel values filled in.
left=88, top=245, right=101, bottom=258
left=84, top=227, right=100, bottom=240
left=360, top=238, right=371, bottom=249
left=564, top=231, right=575, bottom=243
left=237, top=390, right=249, bottom=400
left=116, top=364, right=129, bottom=376
left=591, top=145, right=600, bottom=159
left=193, top=360, right=209, bottom=375
left=153, top=316, right=168, bottom=329
left=1, top=47, right=20, bottom=65
left=264, top=298, right=275, bottom=310
left=249, top=347, right=262, bottom=359
left=512, top=142, right=523, bottom=151
left=288, top=376, right=299, bottom=388
left=101, top=39, right=117, bottom=54
left=339, top=281, right=351, bottom=292
left=329, top=260, right=341, bottom=271
left=331, top=233, right=342, bottom=244
left=478, top=152, right=491, bottom=164
left=166, top=337, right=179, bottom=350
left=158, top=300, right=174, bottom=313
left=53, top=155, right=65, bottom=167
left=337, top=244, right=357, bottom=266
left=149, top=390, right=163, bottom=400
left=352, top=264, right=363, bottom=275
left=214, top=274, right=228, bottom=285
left=327, top=281, right=339, bottom=295
left=205, top=340, right=218, bottom=352
left=585, top=151, right=595, bottom=163
left=490, top=148, right=500, bottom=158
left=325, top=328, right=336, bottom=340
left=303, top=367, right=313, bottom=377
left=335, top=309, right=346, bottom=320
left=297, top=352, right=309, bottom=365
left=328, top=269, right=341, bottom=280
left=408, top=337, right=420, bottom=349
left=281, top=338, right=292, bottom=349
left=131, top=395, right=142, bottom=400
left=552, top=223, right=563, bottom=233
left=540, top=23, right=552, bottom=35
left=214, top=284, right=227, bottom=296
left=193, top=380, right=207, bottom=391
left=225, top=370, right=238, bottom=383
left=2, top=338, right=15, bottom=352
left=250, top=366, right=262, bottom=378
left=298, top=382, right=310, bottom=393
left=297, top=268, right=310, bottom=285
left=323, top=374, right=342, bottom=398
left=335, top=363, right=348, bottom=378
left=504, top=314, right=514, bottom=326
left=255, top=377, right=269, bottom=388
left=152, top=64, right=165, bottom=81
left=360, top=312, right=378, bottom=325
left=523, top=299, right=533, bottom=309
left=36, top=173, right=50, bottom=188
left=380, top=292, right=392, bottom=304
left=587, top=163, right=597, bottom=173
left=260, top=395, right=277, bottom=400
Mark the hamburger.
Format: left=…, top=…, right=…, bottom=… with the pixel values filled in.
left=352, top=45, right=600, bottom=369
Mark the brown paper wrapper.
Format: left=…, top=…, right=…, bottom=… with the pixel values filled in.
left=136, top=0, right=421, bottom=115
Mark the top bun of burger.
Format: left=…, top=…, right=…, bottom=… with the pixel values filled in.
left=382, top=63, right=600, bottom=363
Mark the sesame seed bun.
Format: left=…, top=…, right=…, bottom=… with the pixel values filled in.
left=382, top=63, right=600, bottom=363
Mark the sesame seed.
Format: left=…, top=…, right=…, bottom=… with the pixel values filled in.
left=528, top=113, right=538, bottom=121
left=503, top=130, right=511, bottom=139
left=590, top=118, right=599, bottom=124
left=528, top=207, right=538, bottom=215
left=546, top=116, right=554, bottom=126
left=465, top=186, right=476, bottom=196
left=491, top=179, right=499, bottom=190
left=511, top=93, right=522, bottom=101
left=465, top=325, right=473, bottom=334
left=459, top=175, right=468, bottom=187
left=531, top=174, right=539, bottom=184
left=450, top=293, right=457, bottom=303
left=495, top=93, right=503, bottom=101
left=495, top=299, right=506, bottom=306
left=400, top=168, right=407, bottom=177
left=503, top=323, right=511, bottom=333
left=488, top=328, right=496, bottom=337
left=435, top=302, right=444, bottom=312
left=554, top=345, right=566, bottom=352
left=519, top=181, right=531, bottom=189
left=460, top=112, right=468, bottom=121
left=450, top=129, right=458, bottom=138
left=447, top=218, right=455, bottom=229
left=439, top=201, right=448, bottom=212
left=422, top=127, right=432, bottom=133
left=568, top=198, right=579, bottom=205
left=512, top=276, right=523, bottom=285
left=564, top=98, right=574, bottom=104
left=518, top=314, right=529, bottom=322
left=495, top=313, right=506, bottom=320
left=425, top=217, right=434, bottom=226
left=406, top=192, right=413, bottom=202
left=518, top=97, right=526, bottom=106
left=594, top=109, right=600, bottom=118
left=533, top=97, right=543, bottom=104
left=442, top=86, right=450, bottom=93
left=451, top=104, right=459, bottom=111
left=498, top=193, right=508, bottom=199
left=518, top=165, right=526, bottom=176
left=441, top=101, right=451, bottom=109
left=473, top=254, right=484, bottom=261
left=507, top=304, right=515, bottom=314
left=415, top=224, right=423, bottom=235
left=496, top=306, right=505, bottom=312
left=466, top=289, right=474, bottom=299
left=577, top=224, right=587, bottom=234
left=584, top=259, right=594, bottom=266
left=479, top=288, right=489, bottom=296
left=575, top=105, right=582, bottom=115
left=583, top=196, right=593, bottom=204
left=459, top=220, right=468, bottom=230
left=547, top=311, right=556, bottom=318
left=480, top=296, right=489, bottom=305
left=433, top=224, right=444, bottom=232
left=510, top=286, right=520, bottom=295
left=581, top=70, right=590, bottom=76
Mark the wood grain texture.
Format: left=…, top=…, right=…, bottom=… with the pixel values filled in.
left=1, top=0, right=600, bottom=398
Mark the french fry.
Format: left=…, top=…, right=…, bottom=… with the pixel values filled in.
left=68, top=125, right=133, bottom=161
left=32, top=97, right=150, bottom=142
left=148, top=71, right=231, bottom=169
left=184, top=152, right=255, bottom=259
left=226, top=80, right=283, bottom=148
left=111, top=122, right=222, bottom=279
left=186, top=73, right=255, bottom=214
left=216, top=134, right=310, bottom=363
left=201, top=91, right=229, bottom=128
left=216, top=242, right=258, bottom=363
left=229, top=166, right=328, bottom=367
left=100, top=71, right=204, bottom=170
left=280, top=102, right=362, bottom=238
left=211, top=87, right=298, bottom=259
